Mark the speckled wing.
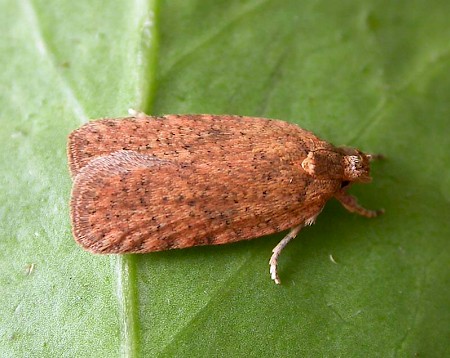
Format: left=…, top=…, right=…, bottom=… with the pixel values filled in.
left=70, top=150, right=338, bottom=254
left=68, top=114, right=333, bottom=178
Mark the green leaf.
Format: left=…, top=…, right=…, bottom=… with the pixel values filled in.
left=1, top=0, right=449, bottom=356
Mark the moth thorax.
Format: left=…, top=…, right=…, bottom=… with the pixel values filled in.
left=301, top=150, right=344, bottom=180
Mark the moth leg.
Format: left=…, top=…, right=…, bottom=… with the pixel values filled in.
left=335, top=190, right=384, bottom=218
left=269, top=224, right=303, bottom=285
left=128, top=108, right=148, bottom=119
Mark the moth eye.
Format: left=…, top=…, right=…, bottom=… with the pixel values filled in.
left=341, top=180, right=350, bottom=189
left=349, top=155, right=362, bottom=171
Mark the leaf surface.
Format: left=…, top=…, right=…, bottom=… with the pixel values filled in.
left=0, top=0, right=449, bottom=356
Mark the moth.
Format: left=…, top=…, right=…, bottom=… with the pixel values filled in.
left=68, top=113, right=383, bottom=284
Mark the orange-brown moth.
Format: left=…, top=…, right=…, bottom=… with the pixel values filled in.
left=68, top=113, right=383, bottom=284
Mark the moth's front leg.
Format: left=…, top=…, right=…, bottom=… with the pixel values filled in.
left=334, top=190, right=384, bottom=218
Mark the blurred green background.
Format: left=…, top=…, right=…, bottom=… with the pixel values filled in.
left=0, top=0, right=449, bottom=356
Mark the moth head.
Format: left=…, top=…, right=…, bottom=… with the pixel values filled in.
left=340, top=147, right=372, bottom=183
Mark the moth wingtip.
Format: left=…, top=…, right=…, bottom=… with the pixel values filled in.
left=67, top=126, right=88, bottom=178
